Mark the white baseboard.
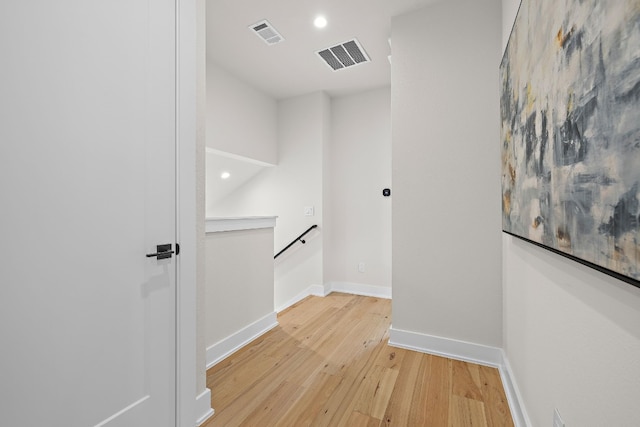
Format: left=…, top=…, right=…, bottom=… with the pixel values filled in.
left=206, top=312, right=278, bottom=368
left=388, top=327, right=503, bottom=367
left=388, top=327, right=529, bottom=427
left=327, top=281, right=392, bottom=299
left=195, top=388, right=214, bottom=426
left=276, top=282, right=391, bottom=313
left=309, top=284, right=328, bottom=296
left=276, top=284, right=328, bottom=313
left=498, top=352, right=531, bottom=427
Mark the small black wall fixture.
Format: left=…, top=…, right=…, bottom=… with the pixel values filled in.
left=274, top=225, right=318, bottom=259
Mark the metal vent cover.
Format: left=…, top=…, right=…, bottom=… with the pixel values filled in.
left=316, top=39, right=370, bottom=71
left=249, top=19, right=284, bottom=45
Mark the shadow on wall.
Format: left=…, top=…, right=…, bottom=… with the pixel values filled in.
left=205, top=148, right=274, bottom=216
left=510, top=235, right=640, bottom=342
left=274, top=227, right=321, bottom=267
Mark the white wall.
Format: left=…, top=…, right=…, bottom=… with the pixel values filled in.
left=502, top=1, right=640, bottom=426
left=205, top=228, right=274, bottom=348
left=326, top=88, right=392, bottom=291
left=213, top=92, right=328, bottom=310
left=501, top=0, right=520, bottom=53
left=322, top=89, right=333, bottom=298
left=213, top=88, right=393, bottom=306
left=273, top=93, right=327, bottom=309
left=206, top=62, right=277, bottom=164
left=391, top=0, right=503, bottom=347
left=205, top=151, right=270, bottom=216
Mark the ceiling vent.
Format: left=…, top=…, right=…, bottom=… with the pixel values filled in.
left=316, top=39, right=370, bottom=71
left=249, top=20, right=284, bottom=45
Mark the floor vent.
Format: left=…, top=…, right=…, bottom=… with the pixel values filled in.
left=316, top=38, right=370, bottom=71
left=249, top=20, right=284, bottom=45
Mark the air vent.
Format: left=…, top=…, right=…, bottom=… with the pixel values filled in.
left=316, top=39, right=370, bottom=71
left=249, top=20, right=284, bottom=45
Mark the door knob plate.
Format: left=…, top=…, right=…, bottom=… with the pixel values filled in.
left=146, top=244, right=174, bottom=259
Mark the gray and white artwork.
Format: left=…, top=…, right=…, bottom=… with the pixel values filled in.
left=501, top=0, right=640, bottom=283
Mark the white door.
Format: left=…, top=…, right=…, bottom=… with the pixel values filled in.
left=0, top=1, right=177, bottom=426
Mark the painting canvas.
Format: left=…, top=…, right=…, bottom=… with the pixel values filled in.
left=501, top=0, right=640, bottom=286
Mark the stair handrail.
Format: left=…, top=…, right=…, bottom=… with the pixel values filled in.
left=274, top=224, right=318, bottom=259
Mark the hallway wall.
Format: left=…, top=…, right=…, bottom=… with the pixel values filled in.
left=212, top=92, right=328, bottom=310
left=206, top=62, right=277, bottom=165
left=325, top=88, right=392, bottom=292
left=209, top=86, right=393, bottom=308
left=501, top=1, right=640, bottom=426
left=391, top=0, right=503, bottom=348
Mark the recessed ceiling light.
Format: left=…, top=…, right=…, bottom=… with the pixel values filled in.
left=314, top=16, right=327, bottom=29
left=220, top=172, right=230, bottom=180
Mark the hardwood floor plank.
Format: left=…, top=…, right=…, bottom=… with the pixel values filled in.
left=351, top=364, right=398, bottom=420
left=277, top=372, right=343, bottom=426
left=451, top=359, right=484, bottom=401
left=380, top=349, right=422, bottom=426
left=346, top=410, right=382, bottom=427
left=369, top=345, right=406, bottom=372
left=202, top=294, right=514, bottom=427
left=208, top=331, right=299, bottom=410
left=208, top=335, right=323, bottom=424
left=449, top=394, right=489, bottom=427
left=308, top=335, right=390, bottom=423
left=415, top=355, right=451, bottom=425
left=241, top=380, right=304, bottom=427
left=478, top=365, right=514, bottom=426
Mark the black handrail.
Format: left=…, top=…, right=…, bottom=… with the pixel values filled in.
left=274, top=225, right=318, bottom=259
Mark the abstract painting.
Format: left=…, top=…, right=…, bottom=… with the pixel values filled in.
left=501, top=0, right=640, bottom=286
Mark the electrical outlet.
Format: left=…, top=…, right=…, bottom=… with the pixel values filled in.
left=358, top=262, right=365, bottom=273
left=553, top=408, right=565, bottom=427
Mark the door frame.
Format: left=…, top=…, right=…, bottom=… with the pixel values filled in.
left=176, top=0, right=199, bottom=425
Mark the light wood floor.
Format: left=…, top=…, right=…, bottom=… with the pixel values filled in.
left=202, top=293, right=514, bottom=427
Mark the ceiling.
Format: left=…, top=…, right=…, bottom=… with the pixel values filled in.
left=206, top=0, right=439, bottom=100
left=205, top=0, right=439, bottom=212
